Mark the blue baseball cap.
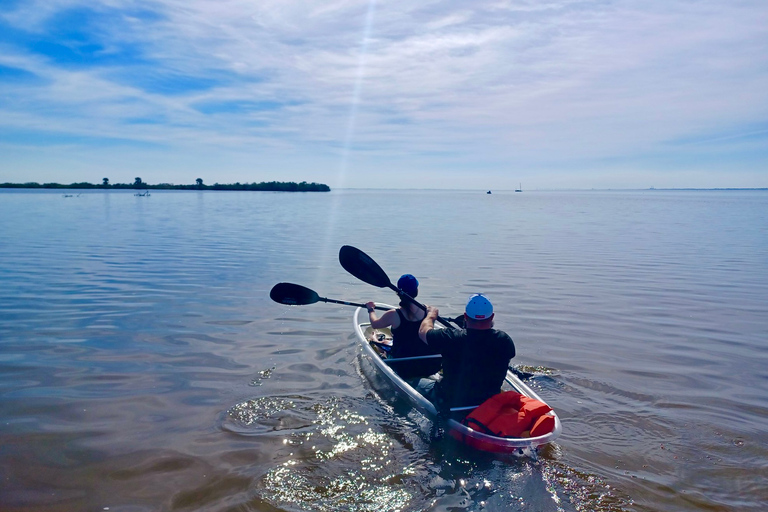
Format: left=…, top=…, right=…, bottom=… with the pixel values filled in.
left=397, top=274, right=419, bottom=298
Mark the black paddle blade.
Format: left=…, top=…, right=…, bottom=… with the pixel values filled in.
left=269, top=283, right=320, bottom=306
left=339, top=245, right=392, bottom=288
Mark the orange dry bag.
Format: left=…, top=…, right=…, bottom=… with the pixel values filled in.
left=462, top=391, right=554, bottom=438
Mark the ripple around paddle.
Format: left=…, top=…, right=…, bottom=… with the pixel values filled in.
left=221, top=395, right=317, bottom=435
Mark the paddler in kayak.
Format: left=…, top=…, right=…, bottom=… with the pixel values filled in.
left=364, top=274, right=442, bottom=383
left=418, top=294, right=516, bottom=417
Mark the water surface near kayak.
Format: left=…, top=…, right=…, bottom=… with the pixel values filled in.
left=1, top=188, right=766, bottom=511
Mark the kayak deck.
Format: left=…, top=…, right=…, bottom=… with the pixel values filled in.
left=354, top=305, right=561, bottom=454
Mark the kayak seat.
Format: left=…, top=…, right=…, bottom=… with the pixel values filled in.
left=383, top=355, right=442, bottom=380
left=462, top=391, right=553, bottom=438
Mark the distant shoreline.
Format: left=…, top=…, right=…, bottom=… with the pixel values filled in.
left=2, top=184, right=765, bottom=192
left=0, top=181, right=331, bottom=192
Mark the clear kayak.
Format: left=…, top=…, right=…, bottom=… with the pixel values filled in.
left=354, top=304, right=562, bottom=454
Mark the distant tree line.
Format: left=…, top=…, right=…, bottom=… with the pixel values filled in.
left=0, top=178, right=331, bottom=192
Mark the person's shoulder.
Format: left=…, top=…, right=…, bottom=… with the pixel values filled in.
left=492, top=329, right=515, bottom=355
left=426, top=326, right=462, bottom=339
left=489, top=329, right=514, bottom=344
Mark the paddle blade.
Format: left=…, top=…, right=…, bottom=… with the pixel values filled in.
left=339, top=245, right=392, bottom=288
left=270, top=283, right=320, bottom=306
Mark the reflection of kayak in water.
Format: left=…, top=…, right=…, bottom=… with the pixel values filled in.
left=354, top=304, right=562, bottom=454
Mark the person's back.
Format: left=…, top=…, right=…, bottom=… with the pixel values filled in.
left=389, top=306, right=441, bottom=379
left=390, top=308, right=427, bottom=358
left=419, top=294, right=515, bottom=412
left=428, top=327, right=514, bottom=409
left=366, top=274, right=442, bottom=380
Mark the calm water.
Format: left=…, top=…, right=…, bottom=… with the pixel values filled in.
left=1, top=188, right=766, bottom=512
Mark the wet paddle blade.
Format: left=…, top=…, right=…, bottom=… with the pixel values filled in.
left=269, top=283, right=320, bottom=305
left=338, top=245, right=393, bottom=288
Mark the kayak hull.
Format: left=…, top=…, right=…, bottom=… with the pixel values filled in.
left=354, top=305, right=561, bottom=454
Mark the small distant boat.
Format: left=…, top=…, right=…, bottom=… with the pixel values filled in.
left=515, top=183, right=522, bottom=193
left=134, top=190, right=151, bottom=197
left=487, top=190, right=492, bottom=194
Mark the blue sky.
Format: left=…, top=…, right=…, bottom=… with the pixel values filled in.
left=0, top=0, right=766, bottom=189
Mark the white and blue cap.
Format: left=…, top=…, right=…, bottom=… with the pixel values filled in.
left=465, top=294, right=493, bottom=320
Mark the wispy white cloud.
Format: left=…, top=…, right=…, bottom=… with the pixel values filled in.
left=0, top=0, right=766, bottom=188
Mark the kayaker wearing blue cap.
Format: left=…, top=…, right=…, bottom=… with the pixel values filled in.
left=365, top=274, right=442, bottom=381
left=418, top=294, right=515, bottom=415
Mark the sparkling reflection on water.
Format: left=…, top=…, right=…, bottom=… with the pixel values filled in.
left=223, top=391, right=632, bottom=512
left=1, top=189, right=766, bottom=512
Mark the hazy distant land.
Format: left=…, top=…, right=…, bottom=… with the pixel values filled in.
left=0, top=178, right=330, bottom=192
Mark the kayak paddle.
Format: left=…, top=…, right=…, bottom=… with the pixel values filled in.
left=270, top=282, right=390, bottom=311
left=338, top=245, right=456, bottom=327
left=508, top=366, right=534, bottom=381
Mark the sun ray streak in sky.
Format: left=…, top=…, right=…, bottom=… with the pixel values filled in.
left=338, top=0, right=378, bottom=189
left=316, top=0, right=378, bottom=290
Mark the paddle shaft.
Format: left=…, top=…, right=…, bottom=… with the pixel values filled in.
left=338, top=245, right=458, bottom=328
left=270, top=282, right=390, bottom=311
left=385, top=283, right=456, bottom=328
left=319, top=297, right=390, bottom=311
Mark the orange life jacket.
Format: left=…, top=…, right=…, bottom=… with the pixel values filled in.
left=462, top=390, right=555, bottom=438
